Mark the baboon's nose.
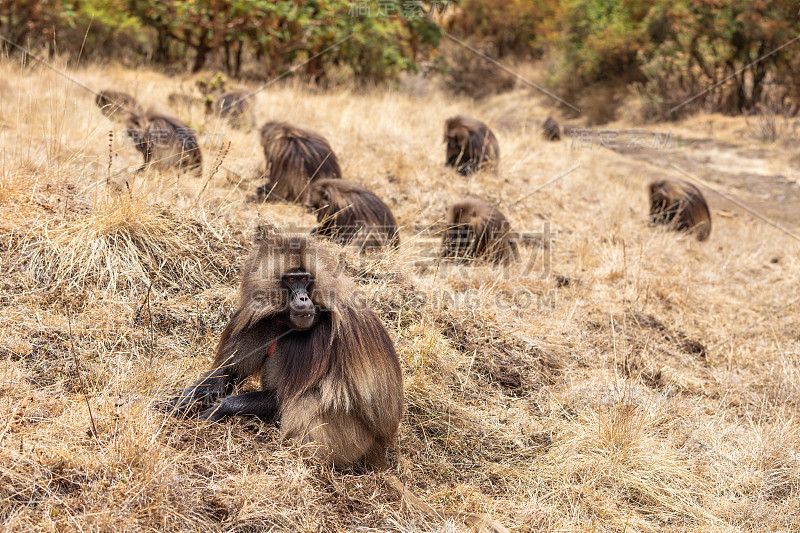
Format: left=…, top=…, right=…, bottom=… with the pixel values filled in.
left=291, top=293, right=313, bottom=312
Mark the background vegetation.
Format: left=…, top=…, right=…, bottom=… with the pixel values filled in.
left=3, top=0, right=799, bottom=120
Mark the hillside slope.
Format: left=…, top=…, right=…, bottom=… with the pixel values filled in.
left=1, top=62, right=798, bottom=532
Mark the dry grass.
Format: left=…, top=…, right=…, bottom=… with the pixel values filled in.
left=1, top=58, right=799, bottom=532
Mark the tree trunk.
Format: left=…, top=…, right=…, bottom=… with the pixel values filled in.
left=193, top=39, right=209, bottom=72
left=224, top=41, right=231, bottom=74
left=155, top=27, right=169, bottom=63
left=234, top=40, right=242, bottom=78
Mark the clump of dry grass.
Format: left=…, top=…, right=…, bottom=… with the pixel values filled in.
left=547, top=401, right=712, bottom=528
left=13, top=195, right=243, bottom=300
left=744, top=96, right=798, bottom=143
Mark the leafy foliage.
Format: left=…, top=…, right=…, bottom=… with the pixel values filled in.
left=0, top=0, right=441, bottom=83
left=126, top=0, right=443, bottom=82
left=2, top=0, right=800, bottom=114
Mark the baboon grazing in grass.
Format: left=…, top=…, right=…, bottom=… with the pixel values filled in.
left=648, top=179, right=711, bottom=241
left=444, top=115, right=499, bottom=176
left=205, top=89, right=255, bottom=129
left=257, top=121, right=342, bottom=202
left=304, top=179, right=399, bottom=251
left=125, top=112, right=202, bottom=174
left=96, top=90, right=142, bottom=119
left=543, top=117, right=561, bottom=141
left=440, top=198, right=518, bottom=265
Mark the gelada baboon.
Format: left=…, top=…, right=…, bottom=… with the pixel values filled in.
left=95, top=90, right=143, bottom=119
left=205, top=89, right=255, bottom=129
left=441, top=198, right=518, bottom=264
left=648, top=179, right=711, bottom=241
left=125, top=111, right=202, bottom=174
left=543, top=116, right=561, bottom=141
left=166, top=228, right=508, bottom=532
left=167, top=230, right=403, bottom=467
left=444, top=115, right=500, bottom=176
left=304, top=179, right=399, bottom=251
left=257, top=121, right=342, bottom=202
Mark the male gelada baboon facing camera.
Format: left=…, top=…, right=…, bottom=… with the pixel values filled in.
left=95, top=89, right=143, bottom=119
left=125, top=111, right=203, bottom=174
left=257, top=121, right=342, bottom=202
left=444, top=115, right=500, bottom=176
left=441, top=198, right=518, bottom=265
left=648, top=179, right=711, bottom=241
left=167, top=230, right=403, bottom=467
left=304, top=178, right=400, bottom=251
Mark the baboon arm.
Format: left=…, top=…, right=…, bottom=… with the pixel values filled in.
left=471, top=222, right=487, bottom=258
left=214, top=311, right=280, bottom=372
left=199, top=389, right=280, bottom=422
left=165, top=366, right=233, bottom=414
left=167, top=313, right=281, bottom=414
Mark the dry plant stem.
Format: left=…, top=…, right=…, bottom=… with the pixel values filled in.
left=67, top=311, right=99, bottom=442
left=194, top=141, right=231, bottom=206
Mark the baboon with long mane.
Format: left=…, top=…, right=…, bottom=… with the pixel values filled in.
left=257, top=121, right=342, bottom=202
left=125, top=111, right=202, bottom=174
left=304, top=179, right=399, bottom=251
left=543, top=116, right=561, bottom=141
left=166, top=228, right=508, bottom=532
left=441, top=198, right=518, bottom=264
left=648, top=179, right=711, bottom=241
left=96, top=90, right=143, bottom=119
left=444, top=115, right=500, bottom=176
left=206, top=89, right=255, bottom=129
left=167, top=230, right=403, bottom=467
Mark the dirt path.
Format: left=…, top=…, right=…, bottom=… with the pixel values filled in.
left=607, top=134, right=800, bottom=230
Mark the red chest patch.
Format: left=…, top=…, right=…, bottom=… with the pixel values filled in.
left=267, top=341, right=277, bottom=358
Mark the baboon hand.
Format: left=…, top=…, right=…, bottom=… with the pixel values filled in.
left=164, top=380, right=226, bottom=415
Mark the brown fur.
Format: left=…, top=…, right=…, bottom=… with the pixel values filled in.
left=258, top=121, right=342, bottom=202
left=205, top=89, right=255, bottom=129
left=95, top=90, right=142, bottom=119
left=543, top=116, right=561, bottom=141
left=304, top=179, right=399, bottom=251
left=441, top=198, right=518, bottom=264
left=648, top=179, right=711, bottom=241
left=168, top=230, right=403, bottom=468
left=444, top=115, right=500, bottom=176
left=125, top=111, right=202, bottom=174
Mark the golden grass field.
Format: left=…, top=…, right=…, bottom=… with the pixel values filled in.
left=0, top=59, right=799, bottom=532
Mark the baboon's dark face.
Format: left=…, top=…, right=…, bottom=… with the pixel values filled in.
left=281, top=269, right=318, bottom=331
left=304, top=187, right=328, bottom=212
left=124, top=115, right=148, bottom=150
left=446, top=128, right=468, bottom=152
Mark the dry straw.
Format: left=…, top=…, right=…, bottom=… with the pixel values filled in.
left=0, top=59, right=798, bottom=532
